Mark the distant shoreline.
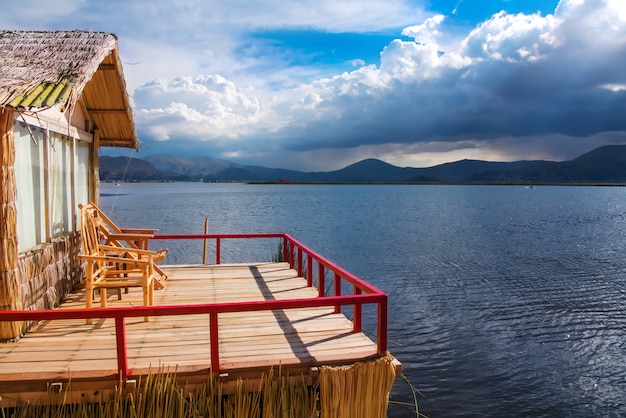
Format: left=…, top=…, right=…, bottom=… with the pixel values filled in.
left=250, top=181, right=626, bottom=186
left=102, top=180, right=626, bottom=187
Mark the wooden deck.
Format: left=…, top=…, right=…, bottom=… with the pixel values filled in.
left=0, top=262, right=392, bottom=404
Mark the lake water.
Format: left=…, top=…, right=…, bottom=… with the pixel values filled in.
left=100, top=182, right=626, bottom=417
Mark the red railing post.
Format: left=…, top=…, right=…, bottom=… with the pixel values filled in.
left=297, top=248, right=303, bottom=277
left=289, top=241, right=295, bottom=268
left=378, top=295, right=388, bottom=354
left=334, top=272, right=341, bottom=313
left=282, top=236, right=288, bottom=262
left=115, top=316, right=129, bottom=380
left=216, top=238, right=221, bottom=264
left=354, top=286, right=362, bottom=333
left=318, top=264, right=325, bottom=297
left=307, top=254, right=313, bottom=287
left=210, top=313, right=220, bottom=373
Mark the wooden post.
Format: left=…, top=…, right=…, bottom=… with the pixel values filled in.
left=70, top=134, right=77, bottom=232
left=354, top=286, right=362, bottom=333
left=297, top=247, right=303, bottom=277
left=42, top=127, right=50, bottom=242
left=210, top=313, right=220, bottom=373
left=307, top=254, right=313, bottom=287
left=115, top=317, right=129, bottom=380
left=90, top=129, right=100, bottom=205
left=203, top=218, right=209, bottom=264
left=318, top=264, right=325, bottom=297
left=378, top=296, right=388, bottom=355
left=0, top=109, right=23, bottom=341
left=334, top=272, right=341, bottom=314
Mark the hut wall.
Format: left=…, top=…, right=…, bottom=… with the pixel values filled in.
left=0, top=110, right=87, bottom=342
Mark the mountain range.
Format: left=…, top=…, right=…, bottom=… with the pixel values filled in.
left=99, top=144, right=626, bottom=184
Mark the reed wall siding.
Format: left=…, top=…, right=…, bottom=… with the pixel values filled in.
left=16, top=234, right=83, bottom=325
left=0, top=109, right=20, bottom=340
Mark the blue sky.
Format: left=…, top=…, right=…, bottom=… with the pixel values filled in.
left=2, top=0, right=625, bottom=171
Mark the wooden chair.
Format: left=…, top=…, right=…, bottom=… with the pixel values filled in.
left=79, top=202, right=168, bottom=289
left=78, top=203, right=158, bottom=323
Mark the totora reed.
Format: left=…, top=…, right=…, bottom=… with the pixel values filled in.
left=1, top=355, right=396, bottom=418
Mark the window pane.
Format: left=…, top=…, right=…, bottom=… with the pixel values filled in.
left=14, top=122, right=45, bottom=251
left=49, top=132, right=72, bottom=237
left=76, top=140, right=90, bottom=215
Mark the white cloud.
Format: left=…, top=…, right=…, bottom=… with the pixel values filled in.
left=402, top=14, right=445, bottom=44
left=348, top=59, right=366, bottom=67
left=134, top=75, right=261, bottom=142
left=184, top=0, right=426, bottom=33
left=94, top=0, right=425, bottom=37
left=0, top=0, right=84, bottom=27
left=461, top=11, right=558, bottom=62
left=601, top=84, right=626, bottom=92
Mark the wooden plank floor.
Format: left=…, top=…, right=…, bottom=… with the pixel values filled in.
left=0, top=262, right=383, bottom=402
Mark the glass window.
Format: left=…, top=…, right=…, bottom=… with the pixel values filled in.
left=75, top=140, right=90, bottom=214
left=49, top=132, right=72, bottom=237
left=14, top=122, right=46, bottom=251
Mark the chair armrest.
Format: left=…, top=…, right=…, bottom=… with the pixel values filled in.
left=99, top=244, right=160, bottom=257
left=107, top=233, right=154, bottom=241
left=120, top=228, right=159, bottom=234
left=79, top=254, right=154, bottom=265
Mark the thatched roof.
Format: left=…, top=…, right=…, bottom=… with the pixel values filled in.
left=0, top=30, right=138, bottom=149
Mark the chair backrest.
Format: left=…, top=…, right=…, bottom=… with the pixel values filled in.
left=80, top=202, right=128, bottom=245
left=91, top=204, right=124, bottom=235
left=78, top=203, right=103, bottom=256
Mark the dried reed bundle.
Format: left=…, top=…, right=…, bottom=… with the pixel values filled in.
left=0, top=308, right=23, bottom=341
left=0, top=202, right=16, bottom=239
left=188, top=368, right=223, bottom=416
left=0, top=109, right=14, bottom=169
left=0, top=108, right=21, bottom=341
left=16, top=255, right=33, bottom=285
left=21, top=273, right=45, bottom=307
left=319, top=355, right=397, bottom=418
left=0, top=168, right=15, bottom=204
left=0, top=238, right=17, bottom=281
left=222, top=378, right=263, bottom=418
left=0, top=266, right=18, bottom=308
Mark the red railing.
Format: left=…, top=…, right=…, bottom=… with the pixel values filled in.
left=0, top=233, right=387, bottom=381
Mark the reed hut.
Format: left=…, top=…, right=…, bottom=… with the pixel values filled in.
left=0, top=30, right=138, bottom=341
